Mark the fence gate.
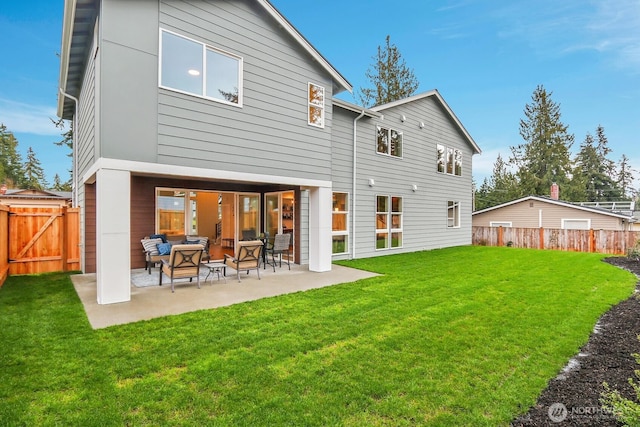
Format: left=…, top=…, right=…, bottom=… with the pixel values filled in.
left=8, top=206, right=80, bottom=275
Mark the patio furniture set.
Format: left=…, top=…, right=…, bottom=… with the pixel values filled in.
left=140, top=233, right=292, bottom=292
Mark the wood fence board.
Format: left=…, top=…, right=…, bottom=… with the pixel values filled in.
left=5, top=205, right=80, bottom=276
left=473, top=226, right=640, bottom=255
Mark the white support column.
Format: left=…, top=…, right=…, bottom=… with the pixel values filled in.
left=308, top=186, right=332, bottom=272
left=96, top=168, right=131, bottom=304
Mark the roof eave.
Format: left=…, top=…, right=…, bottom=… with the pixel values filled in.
left=57, top=0, right=78, bottom=119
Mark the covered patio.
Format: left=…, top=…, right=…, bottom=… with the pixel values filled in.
left=72, top=264, right=378, bottom=329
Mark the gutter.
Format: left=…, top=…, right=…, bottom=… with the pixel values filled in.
left=58, top=88, right=79, bottom=208
left=352, top=110, right=366, bottom=259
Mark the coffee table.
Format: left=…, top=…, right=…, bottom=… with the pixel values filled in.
left=202, top=261, right=227, bottom=283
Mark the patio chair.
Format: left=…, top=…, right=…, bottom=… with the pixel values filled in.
left=265, top=233, right=291, bottom=271
left=224, top=240, right=264, bottom=282
left=141, top=237, right=170, bottom=274
left=159, top=244, right=204, bottom=292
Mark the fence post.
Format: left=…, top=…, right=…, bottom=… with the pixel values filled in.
left=539, top=227, right=544, bottom=250
left=589, top=229, right=595, bottom=253
left=498, top=226, right=503, bottom=246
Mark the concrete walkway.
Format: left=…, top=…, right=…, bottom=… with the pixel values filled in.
left=71, top=264, right=378, bottom=329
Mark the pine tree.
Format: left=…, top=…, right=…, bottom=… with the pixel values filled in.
left=50, top=173, right=72, bottom=191
left=22, top=147, right=48, bottom=190
left=573, top=132, right=620, bottom=201
left=357, top=35, right=419, bottom=107
left=474, top=154, right=521, bottom=209
left=617, top=154, right=637, bottom=199
left=511, top=85, right=575, bottom=199
left=0, top=123, right=26, bottom=187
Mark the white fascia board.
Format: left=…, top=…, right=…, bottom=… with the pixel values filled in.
left=82, top=158, right=333, bottom=189
left=259, top=0, right=352, bottom=94
left=57, top=0, right=77, bottom=117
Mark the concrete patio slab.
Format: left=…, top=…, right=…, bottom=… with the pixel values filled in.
left=71, top=264, right=378, bottom=329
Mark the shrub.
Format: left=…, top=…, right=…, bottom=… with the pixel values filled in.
left=601, top=351, right=640, bottom=426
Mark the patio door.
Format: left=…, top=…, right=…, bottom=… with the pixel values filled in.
left=265, top=191, right=295, bottom=261
left=237, top=193, right=260, bottom=241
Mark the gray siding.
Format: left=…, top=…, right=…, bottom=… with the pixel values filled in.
left=100, top=0, right=159, bottom=164
left=156, top=0, right=333, bottom=180
left=331, top=95, right=476, bottom=260
left=93, top=0, right=336, bottom=180
left=76, top=30, right=97, bottom=179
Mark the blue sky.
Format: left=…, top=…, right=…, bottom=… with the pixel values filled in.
left=1, top=0, right=639, bottom=190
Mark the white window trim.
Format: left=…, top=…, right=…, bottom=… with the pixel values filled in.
left=332, top=192, right=349, bottom=255
left=490, top=221, right=512, bottom=227
left=561, top=218, right=591, bottom=230
left=447, top=201, right=461, bottom=228
left=376, top=195, right=403, bottom=250
left=308, top=82, right=325, bottom=128
left=376, top=125, right=403, bottom=158
left=437, top=145, right=462, bottom=176
left=159, top=28, right=243, bottom=107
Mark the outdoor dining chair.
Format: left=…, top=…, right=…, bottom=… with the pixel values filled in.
left=159, top=244, right=204, bottom=292
left=224, top=240, right=264, bottom=282
left=266, top=233, right=291, bottom=271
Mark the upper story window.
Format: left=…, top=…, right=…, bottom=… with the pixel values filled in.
left=160, top=30, right=242, bottom=106
left=437, top=144, right=462, bottom=176
left=308, top=83, right=325, bottom=127
left=376, top=126, right=402, bottom=157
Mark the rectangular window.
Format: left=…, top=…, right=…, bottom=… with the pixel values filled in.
left=308, top=83, right=324, bottom=127
left=376, top=195, right=403, bottom=249
left=447, top=201, right=460, bottom=228
left=332, top=192, right=349, bottom=254
left=160, top=29, right=242, bottom=106
left=437, top=144, right=445, bottom=173
left=562, top=219, right=590, bottom=230
left=377, top=126, right=403, bottom=157
left=437, top=145, right=462, bottom=176
left=490, top=221, right=512, bottom=227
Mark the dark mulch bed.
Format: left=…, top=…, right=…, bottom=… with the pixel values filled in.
left=512, top=256, right=640, bottom=426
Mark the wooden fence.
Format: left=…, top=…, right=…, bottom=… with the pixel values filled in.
left=472, top=226, right=640, bottom=255
left=0, top=205, right=8, bottom=287
left=0, top=204, right=80, bottom=287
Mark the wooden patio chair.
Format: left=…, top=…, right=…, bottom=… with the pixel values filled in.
left=159, top=244, right=204, bottom=292
left=224, top=240, right=264, bottom=282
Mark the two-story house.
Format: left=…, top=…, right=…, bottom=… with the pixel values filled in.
left=57, top=0, right=481, bottom=304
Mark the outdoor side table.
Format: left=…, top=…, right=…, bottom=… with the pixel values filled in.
left=202, top=261, right=227, bottom=283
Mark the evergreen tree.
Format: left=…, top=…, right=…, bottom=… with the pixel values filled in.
left=474, top=153, right=521, bottom=210
left=50, top=173, right=72, bottom=192
left=0, top=123, right=26, bottom=187
left=617, top=154, right=637, bottom=199
left=357, top=35, right=419, bottom=107
left=22, top=147, right=48, bottom=190
left=511, top=85, right=575, bottom=199
left=573, top=131, right=620, bottom=201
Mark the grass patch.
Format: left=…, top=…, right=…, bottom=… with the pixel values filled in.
left=0, top=246, right=636, bottom=425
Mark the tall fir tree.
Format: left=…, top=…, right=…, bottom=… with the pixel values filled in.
left=573, top=131, right=621, bottom=201
left=511, top=85, right=575, bottom=199
left=357, top=35, right=419, bottom=108
left=475, top=153, right=521, bottom=210
left=616, top=154, right=637, bottom=199
left=22, top=147, right=48, bottom=190
left=0, top=124, right=26, bottom=187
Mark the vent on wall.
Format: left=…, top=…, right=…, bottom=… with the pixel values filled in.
left=529, top=202, right=534, bottom=207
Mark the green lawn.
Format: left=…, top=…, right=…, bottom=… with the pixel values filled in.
left=0, top=246, right=636, bottom=426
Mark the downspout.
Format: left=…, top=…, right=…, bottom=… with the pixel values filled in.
left=58, top=88, right=79, bottom=208
left=352, top=110, right=366, bottom=259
